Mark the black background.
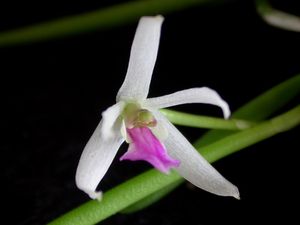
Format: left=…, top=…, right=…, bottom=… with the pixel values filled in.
left=1, top=0, right=300, bottom=224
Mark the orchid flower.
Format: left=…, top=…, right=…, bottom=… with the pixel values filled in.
left=75, top=15, right=239, bottom=200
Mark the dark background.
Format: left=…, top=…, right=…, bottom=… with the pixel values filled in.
left=1, top=0, right=299, bottom=224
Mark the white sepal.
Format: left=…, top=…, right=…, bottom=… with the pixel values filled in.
left=76, top=120, right=124, bottom=199
left=117, top=16, right=164, bottom=101
left=153, top=111, right=240, bottom=198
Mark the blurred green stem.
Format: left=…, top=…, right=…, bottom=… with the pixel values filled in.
left=0, top=0, right=223, bottom=47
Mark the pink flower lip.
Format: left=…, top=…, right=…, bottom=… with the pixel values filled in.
left=120, top=126, right=180, bottom=173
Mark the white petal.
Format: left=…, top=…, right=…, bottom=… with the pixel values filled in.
left=101, top=101, right=125, bottom=140
left=76, top=120, right=124, bottom=199
left=116, top=16, right=164, bottom=101
left=152, top=111, right=240, bottom=198
left=145, top=87, right=230, bottom=119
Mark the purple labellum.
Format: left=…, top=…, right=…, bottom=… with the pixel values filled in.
left=120, top=127, right=180, bottom=173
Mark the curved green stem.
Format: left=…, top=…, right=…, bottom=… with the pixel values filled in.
left=48, top=105, right=300, bottom=225
left=195, top=73, right=300, bottom=147
left=0, top=0, right=221, bottom=47
left=121, top=179, right=182, bottom=214
left=200, top=105, right=300, bottom=162
left=160, top=109, right=254, bottom=130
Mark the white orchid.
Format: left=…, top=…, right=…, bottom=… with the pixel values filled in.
left=75, top=15, right=239, bottom=200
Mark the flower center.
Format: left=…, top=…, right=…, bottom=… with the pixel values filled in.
left=122, top=103, right=157, bottom=128
left=120, top=102, right=180, bottom=173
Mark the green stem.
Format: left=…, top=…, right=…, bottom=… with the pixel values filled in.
left=200, top=105, right=300, bottom=163
left=48, top=105, right=300, bottom=225
left=195, top=74, right=300, bottom=147
left=160, top=109, right=254, bottom=130
left=49, top=171, right=182, bottom=225
left=121, top=179, right=182, bottom=214
left=0, top=0, right=221, bottom=47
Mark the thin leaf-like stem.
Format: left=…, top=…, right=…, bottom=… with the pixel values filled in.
left=121, top=179, right=182, bottom=214
left=160, top=109, right=254, bottom=130
left=195, top=74, right=300, bottom=147
left=0, top=0, right=219, bottom=47
left=200, top=105, right=300, bottom=163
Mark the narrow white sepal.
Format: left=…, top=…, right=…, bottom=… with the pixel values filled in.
left=153, top=111, right=240, bottom=198
left=101, top=101, right=125, bottom=140
left=75, top=120, right=124, bottom=199
left=145, top=87, right=231, bottom=119
left=117, top=15, right=164, bottom=101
